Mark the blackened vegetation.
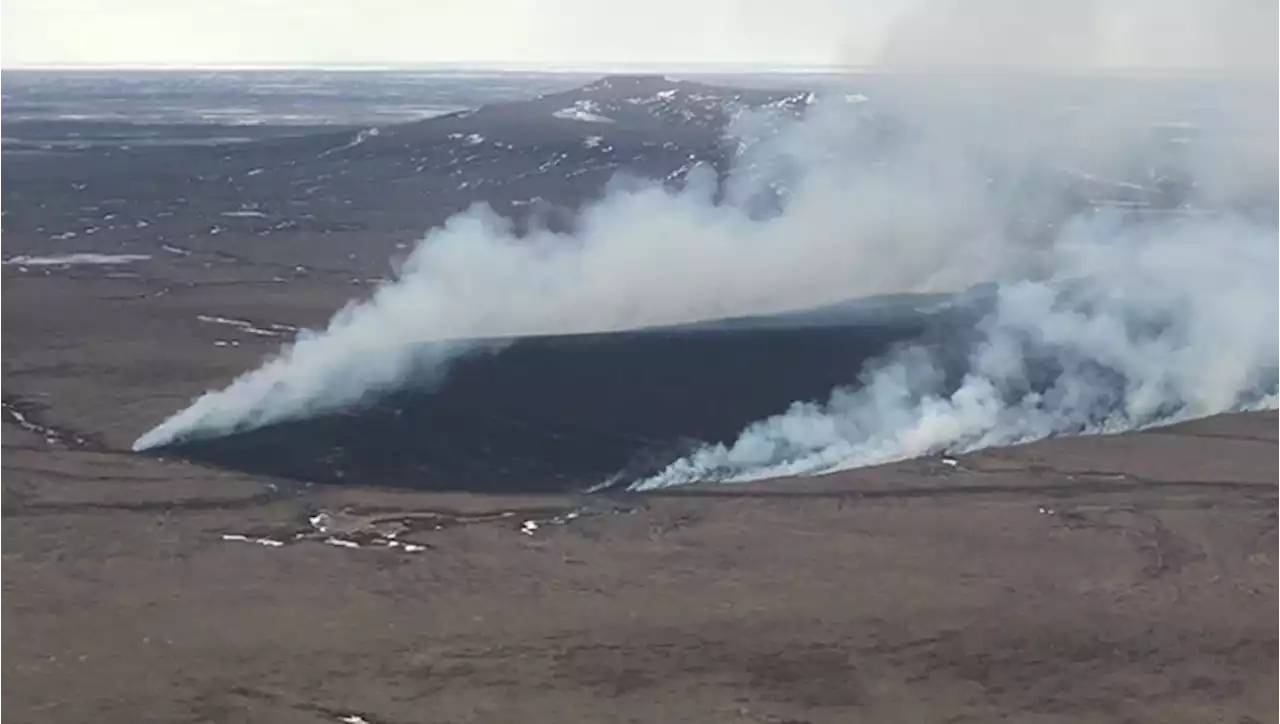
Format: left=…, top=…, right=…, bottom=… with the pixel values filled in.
left=154, top=305, right=940, bottom=493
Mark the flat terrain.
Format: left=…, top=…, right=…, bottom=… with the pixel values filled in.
left=3, top=255, right=1277, bottom=724
left=3, top=72, right=1277, bottom=724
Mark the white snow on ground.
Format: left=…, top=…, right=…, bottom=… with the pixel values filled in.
left=447, top=132, right=487, bottom=145
left=197, top=314, right=292, bottom=337
left=2, top=253, right=151, bottom=266
left=4, top=405, right=57, bottom=443
left=316, top=127, right=380, bottom=159
left=221, top=534, right=285, bottom=547
left=552, top=108, right=614, bottom=123
left=553, top=100, right=615, bottom=124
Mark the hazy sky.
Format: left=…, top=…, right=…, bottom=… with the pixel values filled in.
left=0, top=0, right=901, bottom=68
left=2, top=0, right=1273, bottom=71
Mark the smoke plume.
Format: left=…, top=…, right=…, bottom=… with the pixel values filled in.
left=135, top=1, right=1277, bottom=466
left=134, top=96, right=1036, bottom=450
left=632, top=215, right=1278, bottom=488
left=627, top=0, right=1278, bottom=487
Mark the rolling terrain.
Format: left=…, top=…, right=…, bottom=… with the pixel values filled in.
left=2, top=71, right=1276, bottom=724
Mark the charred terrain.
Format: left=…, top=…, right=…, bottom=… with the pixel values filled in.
left=2, top=71, right=1277, bottom=724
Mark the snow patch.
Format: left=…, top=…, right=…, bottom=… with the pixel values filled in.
left=554, top=100, right=615, bottom=124
left=2, top=253, right=150, bottom=266
left=197, top=314, right=282, bottom=337
left=317, top=127, right=380, bottom=158
left=221, top=534, right=285, bottom=547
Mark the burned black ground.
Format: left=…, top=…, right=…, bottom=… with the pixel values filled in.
left=154, top=310, right=933, bottom=492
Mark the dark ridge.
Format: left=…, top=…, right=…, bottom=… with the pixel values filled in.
left=153, top=306, right=943, bottom=494
left=1, top=73, right=811, bottom=252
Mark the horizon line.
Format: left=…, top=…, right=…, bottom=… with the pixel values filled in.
left=3, top=61, right=1262, bottom=77
left=2, top=61, right=860, bottom=73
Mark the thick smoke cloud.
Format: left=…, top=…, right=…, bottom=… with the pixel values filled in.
left=134, top=98, right=1040, bottom=450
left=624, top=0, right=1278, bottom=487
left=633, top=215, right=1278, bottom=489
left=140, top=82, right=1280, bottom=457
left=135, top=0, right=1277, bottom=469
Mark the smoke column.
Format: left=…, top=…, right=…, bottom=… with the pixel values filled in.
left=133, top=97, right=1039, bottom=450
left=632, top=215, right=1278, bottom=489
left=135, top=0, right=1277, bottom=462
left=630, top=0, right=1279, bottom=487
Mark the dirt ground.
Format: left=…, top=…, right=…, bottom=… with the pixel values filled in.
left=3, top=254, right=1277, bottom=724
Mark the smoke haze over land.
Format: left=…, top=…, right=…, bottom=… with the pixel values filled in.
left=134, top=97, right=1037, bottom=449
left=874, top=0, right=1276, bottom=74
left=625, top=0, right=1279, bottom=486
left=134, top=1, right=1277, bottom=488
left=633, top=215, right=1279, bottom=488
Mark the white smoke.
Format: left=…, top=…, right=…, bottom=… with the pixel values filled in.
left=626, top=0, right=1279, bottom=488
left=134, top=87, right=1274, bottom=451
left=134, top=96, right=1039, bottom=450
left=632, top=214, right=1278, bottom=489
left=134, top=0, right=1277, bottom=458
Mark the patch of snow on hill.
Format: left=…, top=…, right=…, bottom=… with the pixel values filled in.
left=554, top=100, right=616, bottom=124
left=3, top=253, right=151, bottom=266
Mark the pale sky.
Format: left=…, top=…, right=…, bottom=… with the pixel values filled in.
left=2, top=0, right=1273, bottom=71
left=0, top=0, right=902, bottom=69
